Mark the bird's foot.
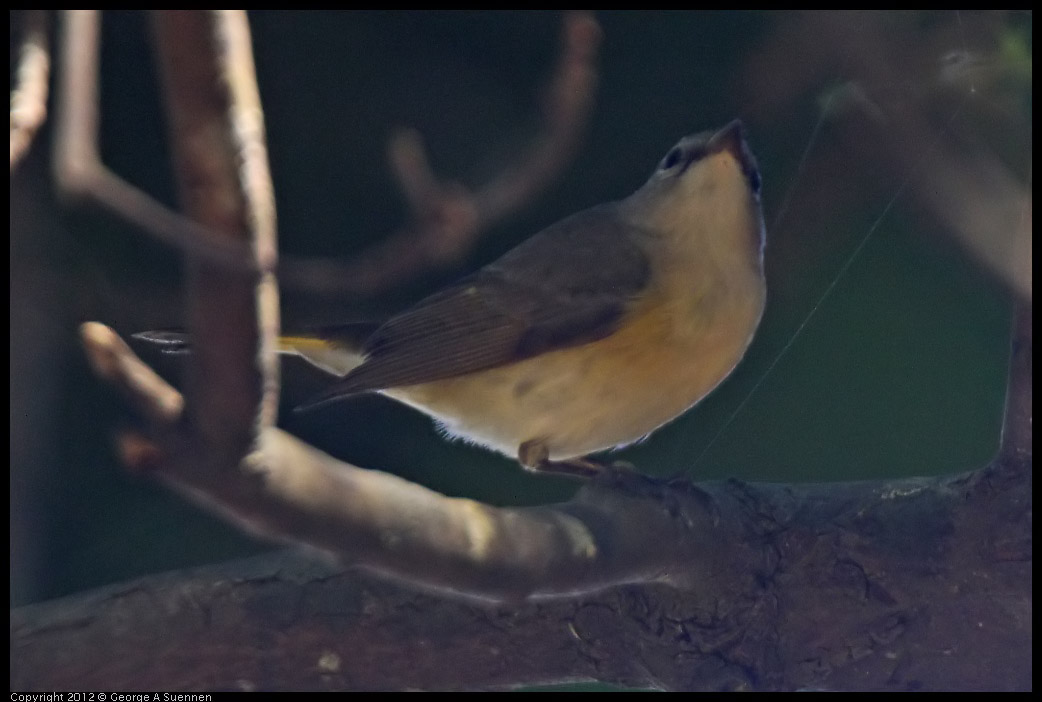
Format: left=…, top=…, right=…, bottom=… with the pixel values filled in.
left=518, top=440, right=635, bottom=481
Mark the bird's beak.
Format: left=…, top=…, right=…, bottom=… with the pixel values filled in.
left=707, top=119, right=747, bottom=159
left=708, top=119, right=760, bottom=196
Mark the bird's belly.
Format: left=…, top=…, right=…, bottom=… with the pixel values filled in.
left=383, top=294, right=763, bottom=461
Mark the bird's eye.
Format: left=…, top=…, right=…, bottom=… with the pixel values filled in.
left=660, top=146, right=684, bottom=171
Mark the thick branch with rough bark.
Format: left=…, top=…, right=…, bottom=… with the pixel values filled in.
left=10, top=450, right=1031, bottom=691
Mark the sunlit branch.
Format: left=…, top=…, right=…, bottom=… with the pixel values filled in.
left=10, top=10, right=50, bottom=171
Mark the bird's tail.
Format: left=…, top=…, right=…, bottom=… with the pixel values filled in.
left=133, top=322, right=378, bottom=378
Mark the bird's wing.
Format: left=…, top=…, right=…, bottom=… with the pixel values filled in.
left=307, top=205, right=652, bottom=402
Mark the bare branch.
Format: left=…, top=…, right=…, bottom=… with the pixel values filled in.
left=53, top=10, right=260, bottom=274
left=279, top=11, right=603, bottom=296
left=80, top=322, right=184, bottom=425
left=853, top=104, right=1032, bottom=302
left=52, top=12, right=601, bottom=299
left=475, top=11, right=602, bottom=223
left=150, top=10, right=272, bottom=458
left=70, top=306, right=1032, bottom=609
left=211, top=9, right=281, bottom=430
left=741, top=11, right=1032, bottom=302
left=10, top=10, right=50, bottom=171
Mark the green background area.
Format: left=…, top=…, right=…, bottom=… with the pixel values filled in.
left=11, top=11, right=1028, bottom=652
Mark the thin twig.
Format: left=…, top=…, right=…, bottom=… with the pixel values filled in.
left=10, top=10, right=50, bottom=171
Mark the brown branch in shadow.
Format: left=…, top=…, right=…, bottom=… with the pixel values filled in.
left=389, top=12, right=601, bottom=228
left=80, top=322, right=184, bottom=425
left=839, top=96, right=1031, bottom=302
left=476, top=11, right=602, bottom=222
left=741, top=11, right=1031, bottom=302
left=52, top=11, right=601, bottom=299
left=54, top=10, right=260, bottom=273
left=11, top=430, right=1032, bottom=690
left=10, top=10, right=50, bottom=171
left=278, top=11, right=602, bottom=296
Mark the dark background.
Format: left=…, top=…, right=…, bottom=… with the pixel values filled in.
left=10, top=11, right=1029, bottom=611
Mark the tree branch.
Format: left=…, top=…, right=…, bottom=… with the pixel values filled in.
left=10, top=10, right=50, bottom=171
left=278, top=11, right=602, bottom=296
left=52, top=11, right=601, bottom=297
left=11, top=451, right=1030, bottom=691
left=742, top=11, right=1032, bottom=302
left=54, top=10, right=261, bottom=273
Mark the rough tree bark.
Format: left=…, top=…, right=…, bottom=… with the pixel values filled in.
left=9, top=441, right=1033, bottom=691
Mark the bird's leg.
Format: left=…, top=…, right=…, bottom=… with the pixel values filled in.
left=517, top=440, right=694, bottom=520
left=518, top=439, right=632, bottom=480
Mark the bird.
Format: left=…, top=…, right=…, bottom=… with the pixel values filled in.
left=141, top=120, right=766, bottom=479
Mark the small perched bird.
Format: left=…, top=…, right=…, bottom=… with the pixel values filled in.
left=143, top=121, right=766, bottom=478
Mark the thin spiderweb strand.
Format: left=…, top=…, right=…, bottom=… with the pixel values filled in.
left=684, top=98, right=968, bottom=477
